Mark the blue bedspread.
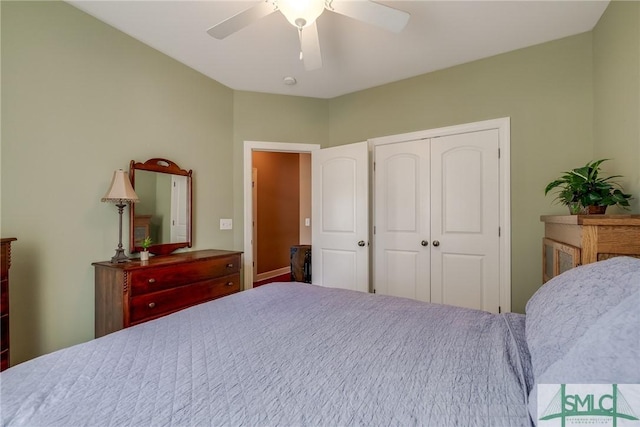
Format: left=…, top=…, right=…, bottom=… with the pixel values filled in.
left=1, top=283, right=532, bottom=426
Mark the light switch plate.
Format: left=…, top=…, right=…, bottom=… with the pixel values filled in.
left=220, top=218, right=233, bottom=230
left=305, top=218, right=311, bottom=227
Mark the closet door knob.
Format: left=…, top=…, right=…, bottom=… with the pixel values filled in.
left=421, top=240, right=428, bottom=247
left=358, top=240, right=366, bottom=247
left=432, top=240, right=440, bottom=247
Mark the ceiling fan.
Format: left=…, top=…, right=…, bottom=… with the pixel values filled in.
left=207, top=0, right=410, bottom=71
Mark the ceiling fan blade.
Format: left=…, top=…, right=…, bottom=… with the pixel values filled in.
left=207, top=1, right=278, bottom=40
left=300, top=22, right=322, bottom=71
left=328, top=0, right=410, bottom=33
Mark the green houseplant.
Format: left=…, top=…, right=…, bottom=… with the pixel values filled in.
left=140, top=236, right=152, bottom=261
left=545, top=159, right=632, bottom=214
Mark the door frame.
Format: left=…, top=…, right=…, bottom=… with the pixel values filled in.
left=369, top=117, right=511, bottom=312
left=243, top=141, right=320, bottom=291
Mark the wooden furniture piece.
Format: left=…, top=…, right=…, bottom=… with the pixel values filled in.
left=1, top=237, right=17, bottom=371
left=541, top=215, right=640, bottom=283
left=290, top=245, right=311, bottom=283
left=133, top=215, right=152, bottom=246
left=93, top=249, right=242, bottom=338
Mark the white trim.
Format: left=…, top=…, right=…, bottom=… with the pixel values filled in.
left=243, top=141, right=320, bottom=291
left=369, top=117, right=512, bottom=312
left=370, top=118, right=510, bottom=146
left=256, top=267, right=291, bottom=282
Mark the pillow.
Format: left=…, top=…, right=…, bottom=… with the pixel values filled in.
left=535, top=291, right=639, bottom=383
left=525, top=256, right=640, bottom=425
left=527, top=291, right=640, bottom=422
left=525, top=256, right=640, bottom=379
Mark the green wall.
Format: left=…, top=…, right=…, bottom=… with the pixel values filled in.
left=231, top=91, right=329, bottom=250
left=1, top=1, right=234, bottom=364
left=593, top=0, right=640, bottom=213
left=329, top=33, right=595, bottom=314
left=1, top=0, right=638, bottom=365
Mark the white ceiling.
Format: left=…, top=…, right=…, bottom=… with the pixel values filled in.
left=67, top=0, right=609, bottom=99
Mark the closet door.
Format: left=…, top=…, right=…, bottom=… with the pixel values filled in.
left=373, top=140, right=431, bottom=301
left=430, top=129, right=500, bottom=312
left=373, top=128, right=502, bottom=312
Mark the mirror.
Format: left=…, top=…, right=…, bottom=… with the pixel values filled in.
left=129, top=158, right=192, bottom=255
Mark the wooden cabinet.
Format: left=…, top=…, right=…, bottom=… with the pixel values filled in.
left=290, top=245, right=311, bottom=283
left=1, top=237, right=17, bottom=371
left=133, top=215, right=152, bottom=246
left=541, top=215, right=640, bottom=283
left=93, top=249, right=242, bottom=338
left=542, top=238, right=581, bottom=283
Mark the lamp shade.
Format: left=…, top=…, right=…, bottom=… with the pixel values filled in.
left=101, top=169, right=139, bottom=203
left=278, top=0, right=325, bottom=29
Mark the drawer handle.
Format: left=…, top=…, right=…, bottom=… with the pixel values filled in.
left=148, top=278, right=156, bottom=284
left=148, top=302, right=156, bottom=309
left=226, top=263, right=234, bottom=268
left=225, top=282, right=234, bottom=286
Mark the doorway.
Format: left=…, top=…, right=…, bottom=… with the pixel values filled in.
left=243, top=141, right=320, bottom=291
left=252, top=151, right=311, bottom=286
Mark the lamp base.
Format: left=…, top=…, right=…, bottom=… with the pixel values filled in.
left=109, top=202, right=130, bottom=263
left=110, top=248, right=129, bottom=263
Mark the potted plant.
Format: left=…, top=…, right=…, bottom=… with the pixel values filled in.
left=140, top=236, right=152, bottom=261
left=545, top=159, right=633, bottom=214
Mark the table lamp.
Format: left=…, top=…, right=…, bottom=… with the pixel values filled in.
left=101, top=169, right=139, bottom=263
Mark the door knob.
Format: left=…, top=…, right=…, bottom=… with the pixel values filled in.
left=421, top=240, right=428, bottom=247
left=432, top=240, right=440, bottom=247
left=358, top=240, right=366, bottom=247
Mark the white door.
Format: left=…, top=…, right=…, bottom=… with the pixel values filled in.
left=312, top=141, right=369, bottom=292
left=430, top=130, right=500, bottom=312
left=374, top=140, right=431, bottom=301
left=170, top=174, right=188, bottom=242
left=252, top=168, right=258, bottom=282
left=373, top=129, right=501, bottom=312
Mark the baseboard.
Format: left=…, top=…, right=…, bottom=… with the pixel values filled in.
left=256, top=266, right=291, bottom=282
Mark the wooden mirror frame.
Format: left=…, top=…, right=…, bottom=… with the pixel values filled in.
left=129, top=158, right=193, bottom=256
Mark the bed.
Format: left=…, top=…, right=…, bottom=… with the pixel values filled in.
left=1, top=257, right=638, bottom=426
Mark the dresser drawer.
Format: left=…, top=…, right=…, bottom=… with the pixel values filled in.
left=0, top=279, right=7, bottom=316
left=130, top=273, right=240, bottom=324
left=0, top=314, right=8, bottom=353
left=0, top=351, right=8, bottom=371
left=94, top=249, right=243, bottom=337
left=130, top=254, right=241, bottom=296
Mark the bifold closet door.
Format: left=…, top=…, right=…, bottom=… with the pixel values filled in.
left=430, top=130, right=500, bottom=312
left=373, top=140, right=431, bottom=301
left=374, top=129, right=501, bottom=312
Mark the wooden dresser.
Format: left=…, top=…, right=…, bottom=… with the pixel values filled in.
left=93, top=249, right=242, bottom=338
left=541, top=215, right=640, bottom=283
left=1, top=237, right=17, bottom=371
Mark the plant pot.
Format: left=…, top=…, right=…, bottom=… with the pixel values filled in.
left=140, top=250, right=149, bottom=261
left=568, top=202, right=583, bottom=215
left=586, top=205, right=607, bottom=215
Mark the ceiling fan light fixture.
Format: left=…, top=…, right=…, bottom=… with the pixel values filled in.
left=278, top=0, right=325, bottom=29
